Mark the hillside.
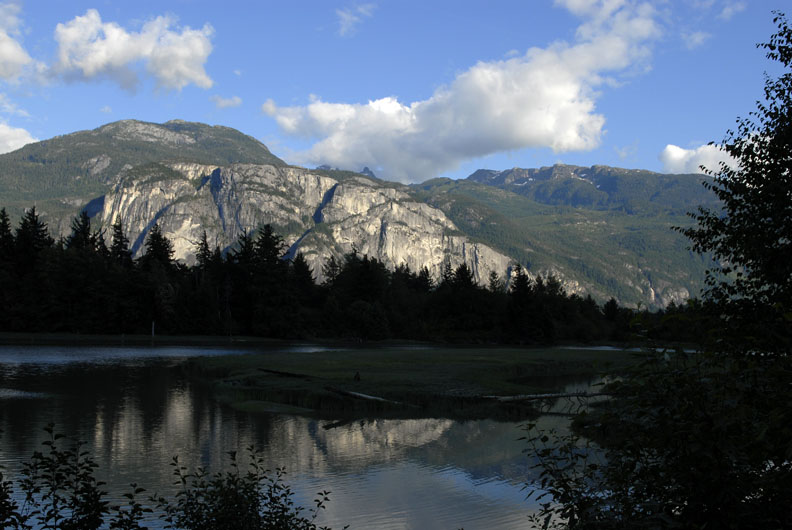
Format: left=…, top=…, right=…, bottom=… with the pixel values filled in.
left=412, top=173, right=715, bottom=307
left=0, top=120, right=719, bottom=308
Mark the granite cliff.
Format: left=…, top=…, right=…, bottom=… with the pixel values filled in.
left=0, top=119, right=717, bottom=307
left=98, top=159, right=512, bottom=285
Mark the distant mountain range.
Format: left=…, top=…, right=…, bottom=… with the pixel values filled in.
left=0, top=120, right=719, bottom=308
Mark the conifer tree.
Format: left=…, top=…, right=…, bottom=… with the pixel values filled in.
left=139, top=222, right=174, bottom=270
left=65, top=211, right=93, bottom=251
left=414, top=266, right=433, bottom=293
left=487, top=270, right=504, bottom=293
left=253, top=224, right=286, bottom=268
left=195, top=230, right=213, bottom=270
left=230, top=231, right=255, bottom=266
left=14, top=207, right=53, bottom=272
left=321, top=255, right=341, bottom=287
left=0, top=208, right=13, bottom=260
left=452, top=262, right=475, bottom=289
left=109, top=219, right=133, bottom=267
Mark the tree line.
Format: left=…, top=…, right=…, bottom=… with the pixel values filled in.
left=0, top=206, right=671, bottom=344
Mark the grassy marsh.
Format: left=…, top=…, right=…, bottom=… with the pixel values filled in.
left=188, top=344, right=640, bottom=420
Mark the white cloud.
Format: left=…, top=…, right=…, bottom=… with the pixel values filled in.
left=0, top=2, right=34, bottom=80
left=659, top=143, right=735, bottom=174
left=683, top=31, right=710, bottom=49
left=100, top=105, right=112, bottom=113
left=0, top=92, right=28, bottom=116
left=264, top=0, right=661, bottom=182
left=336, top=3, right=376, bottom=36
left=0, top=120, right=35, bottom=153
left=211, top=95, right=242, bottom=109
left=718, top=1, right=745, bottom=21
left=52, top=9, right=214, bottom=91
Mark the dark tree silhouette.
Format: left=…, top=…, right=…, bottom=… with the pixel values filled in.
left=0, top=208, right=12, bottom=260
left=65, top=211, right=93, bottom=251
left=678, top=11, right=792, bottom=354
left=14, top=207, right=53, bottom=273
left=139, top=223, right=174, bottom=270
left=109, top=218, right=133, bottom=268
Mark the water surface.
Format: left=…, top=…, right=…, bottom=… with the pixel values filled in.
left=0, top=344, right=579, bottom=529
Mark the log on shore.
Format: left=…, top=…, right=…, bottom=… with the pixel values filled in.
left=324, top=386, right=418, bottom=407
left=482, top=392, right=611, bottom=402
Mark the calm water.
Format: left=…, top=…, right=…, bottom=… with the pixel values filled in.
left=0, top=344, right=579, bottom=529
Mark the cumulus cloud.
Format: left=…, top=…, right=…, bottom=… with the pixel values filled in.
left=659, top=143, right=735, bottom=174
left=52, top=9, right=214, bottom=91
left=336, top=3, right=376, bottom=36
left=0, top=2, right=34, bottom=80
left=0, top=120, right=35, bottom=153
left=683, top=31, right=710, bottom=49
left=211, top=94, right=242, bottom=109
left=264, top=0, right=661, bottom=182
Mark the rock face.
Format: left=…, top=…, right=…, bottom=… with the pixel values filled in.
left=100, top=163, right=513, bottom=284
left=0, top=120, right=710, bottom=307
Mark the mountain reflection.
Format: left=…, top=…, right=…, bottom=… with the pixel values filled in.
left=0, top=346, right=539, bottom=529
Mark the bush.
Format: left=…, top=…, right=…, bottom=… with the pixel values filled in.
left=0, top=426, right=343, bottom=530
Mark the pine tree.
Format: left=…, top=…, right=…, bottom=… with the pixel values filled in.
left=414, top=266, right=434, bottom=293
left=195, top=230, right=213, bottom=270
left=139, top=222, right=174, bottom=270
left=14, top=207, right=53, bottom=272
left=65, top=211, right=93, bottom=251
left=452, top=262, right=475, bottom=289
left=321, top=255, right=341, bottom=287
left=230, top=231, right=255, bottom=266
left=0, top=208, right=13, bottom=260
left=439, top=258, right=453, bottom=287
left=109, top=218, right=133, bottom=268
left=487, top=270, right=504, bottom=293
left=253, top=224, right=285, bottom=268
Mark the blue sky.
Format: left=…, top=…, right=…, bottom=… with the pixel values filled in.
left=0, top=0, right=780, bottom=182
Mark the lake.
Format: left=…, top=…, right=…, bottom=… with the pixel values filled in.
left=0, top=344, right=582, bottom=529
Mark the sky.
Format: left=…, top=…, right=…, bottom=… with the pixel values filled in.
left=0, top=0, right=781, bottom=183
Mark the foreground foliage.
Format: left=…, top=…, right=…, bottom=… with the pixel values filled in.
left=525, top=352, right=792, bottom=529
left=0, top=426, right=341, bottom=530
left=526, top=12, right=792, bottom=529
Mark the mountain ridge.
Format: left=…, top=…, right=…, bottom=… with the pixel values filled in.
left=0, top=119, right=717, bottom=308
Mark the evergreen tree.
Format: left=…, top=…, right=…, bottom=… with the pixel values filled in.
left=109, top=218, right=133, bottom=268
left=290, top=252, right=315, bottom=303
left=439, top=258, right=454, bottom=288
left=139, top=223, right=174, bottom=270
left=487, top=270, right=504, bottom=293
left=0, top=208, right=13, bottom=260
left=14, top=207, right=53, bottom=272
left=414, top=266, right=433, bottom=293
left=452, top=262, right=475, bottom=289
left=509, top=264, right=531, bottom=301
left=230, top=231, right=255, bottom=266
left=195, top=230, right=213, bottom=270
left=65, top=211, right=93, bottom=251
left=253, top=224, right=285, bottom=268
left=321, top=255, right=341, bottom=287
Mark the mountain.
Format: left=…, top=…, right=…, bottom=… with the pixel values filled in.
left=467, top=165, right=714, bottom=214
left=0, top=120, right=718, bottom=308
left=414, top=169, right=717, bottom=308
